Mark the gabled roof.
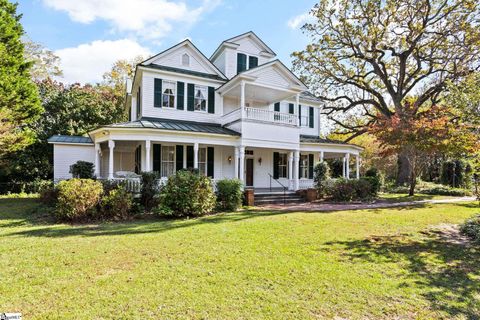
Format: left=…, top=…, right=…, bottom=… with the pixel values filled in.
left=48, top=135, right=93, bottom=145
left=96, top=118, right=240, bottom=136
left=139, top=64, right=225, bottom=81
left=210, top=31, right=276, bottom=61
left=300, top=135, right=363, bottom=149
left=141, top=39, right=227, bottom=80
left=216, top=59, right=308, bottom=94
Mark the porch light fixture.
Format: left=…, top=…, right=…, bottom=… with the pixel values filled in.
left=228, top=156, right=232, bottom=163
left=258, top=157, right=262, bottom=165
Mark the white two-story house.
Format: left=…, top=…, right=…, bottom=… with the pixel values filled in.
left=49, top=31, right=362, bottom=191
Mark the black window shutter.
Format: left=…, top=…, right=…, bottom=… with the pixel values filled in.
left=153, top=144, right=161, bottom=173
left=176, top=145, right=184, bottom=171
left=177, top=82, right=184, bottom=110
left=208, top=87, right=215, bottom=114
left=298, top=104, right=302, bottom=125
left=154, top=79, right=162, bottom=108
left=186, top=146, right=194, bottom=169
left=207, top=147, right=214, bottom=178
left=237, top=53, right=247, bottom=73
left=289, top=103, right=294, bottom=114
left=309, top=107, right=314, bottom=128
left=187, top=83, right=195, bottom=111
left=308, top=154, right=314, bottom=179
left=249, top=56, right=258, bottom=69
left=273, top=152, right=279, bottom=179
left=136, top=88, right=141, bottom=119
left=274, top=102, right=280, bottom=112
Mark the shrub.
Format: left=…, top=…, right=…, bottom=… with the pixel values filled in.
left=69, top=161, right=95, bottom=179
left=314, top=162, right=330, bottom=198
left=216, top=178, right=243, bottom=211
left=460, top=214, right=480, bottom=242
left=159, top=170, right=216, bottom=217
left=100, top=185, right=134, bottom=220
left=140, top=172, right=160, bottom=212
left=39, top=182, right=58, bottom=206
left=364, top=168, right=382, bottom=195
left=329, top=179, right=357, bottom=202
left=385, top=180, right=472, bottom=196
left=56, top=179, right=103, bottom=221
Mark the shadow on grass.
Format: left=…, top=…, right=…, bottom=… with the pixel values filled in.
left=323, top=232, right=480, bottom=319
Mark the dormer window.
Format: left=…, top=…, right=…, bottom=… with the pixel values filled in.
left=182, top=53, right=190, bottom=66
left=237, top=53, right=259, bottom=74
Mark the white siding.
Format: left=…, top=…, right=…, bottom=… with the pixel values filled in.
left=141, top=71, right=224, bottom=123
left=224, top=48, right=237, bottom=79
left=150, top=46, right=216, bottom=75
left=212, top=50, right=226, bottom=75
left=53, top=144, right=95, bottom=180
left=250, top=68, right=291, bottom=87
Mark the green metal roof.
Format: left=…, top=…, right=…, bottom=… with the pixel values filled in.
left=140, top=64, right=226, bottom=81
left=300, top=135, right=354, bottom=145
left=48, top=135, right=93, bottom=144
left=106, top=118, right=240, bottom=136
left=300, top=91, right=323, bottom=103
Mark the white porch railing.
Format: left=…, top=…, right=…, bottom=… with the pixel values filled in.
left=245, top=107, right=298, bottom=126
left=110, top=177, right=219, bottom=194
left=298, top=179, right=314, bottom=190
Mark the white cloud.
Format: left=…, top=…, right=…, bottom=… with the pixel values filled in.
left=42, top=0, right=221, bottom=40
left=55, top=39, right=151, bottom=84
left=287, top=12, right=313, bottom=30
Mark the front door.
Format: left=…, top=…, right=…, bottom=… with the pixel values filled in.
left=246, top=158, right=254, bottom=187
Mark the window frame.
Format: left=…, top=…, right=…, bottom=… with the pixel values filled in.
left=160, top=145, right=175, bottom=177
left=278, top=153, right=288, bottom=179
left=299, top=154, right=309, bottom=179
left=162, top=80, right=176, bottom=109
left=198, top=147, right=207, bottom=176
left=194, top=84, right=208, bottom=112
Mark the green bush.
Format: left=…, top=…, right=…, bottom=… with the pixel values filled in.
left=328, top=178, right=376, bottom=202
left=216, top=178, right=243, bottom=211
left=460, top=214, right=480, bottom=242
left=385, top=180, right=471, bottom=196
left=39, top=182, right=58, bottom=206
left=140, top=172, right=160, bottom=212
left=364, top=168, right=382, bottom=195
left=100, top=185, right=134, bottom=220
left=159, top=170, right=216, bottom=217
left=56, top=179, right=103, bottom=221
left=69, top=161, right=95, bottom=179
left=314, top=162, right=330, bottom=198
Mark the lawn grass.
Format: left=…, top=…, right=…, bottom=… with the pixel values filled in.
left=378, top=193, right=455, bottom=203
left=1, top=198, right=479, bottom=319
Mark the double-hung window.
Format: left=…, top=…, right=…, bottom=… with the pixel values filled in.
left=278, top=153, right=288, bottom=178
left=194, top=85, right=207, bottom=112
left=162, top=81, right=175, bottom=108
left=300, top=154, right=309, bottom=179
left=161, top=146, right=175, bottom=177
left=198, top=148, right=207, bottom=175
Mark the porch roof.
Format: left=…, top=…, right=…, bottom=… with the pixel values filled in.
left=48, top=135, right=93, bottom=144
left=100, top=118, right=241, bottom=136
left=300, top=135, right=362, bottom=149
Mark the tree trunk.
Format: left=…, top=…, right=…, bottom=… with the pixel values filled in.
left=409, top=175, right=416, bottom=196
left=396, top=150, right=412, bottom=185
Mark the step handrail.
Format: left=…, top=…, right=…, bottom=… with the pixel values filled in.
left=267, top=173, right=287, bottom=205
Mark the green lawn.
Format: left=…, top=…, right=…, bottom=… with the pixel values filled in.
left=378, top=193, right=456, bottom=203
left=1, top=198, right=479, bottom=319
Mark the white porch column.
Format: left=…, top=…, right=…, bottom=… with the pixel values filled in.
left=234, top=147, right=239, bottom=179
left=94, top=143, right=101, bottom=178
left=320, top=151, right=324, bottom=163
left=356, top=155, right=360, bottom=179
left=345, top=153, right=350, bottom=179
left=288, top=151, right=294, bottom=190
left=108, top=140, right=115, bottom=180
left=294, top=150, right=300, bottom=190
left=342, top=156, right=346, bottom=178
left=193, top=143, right=199, bottom=169
left=295, top=93, right=300, bottom=126
left=239, top=146, right=245, bottom=183
left=145, top=140, right=151, bottom=172
left=240, top=81, right=246, bottom=118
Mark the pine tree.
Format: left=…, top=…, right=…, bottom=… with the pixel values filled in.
left=0, top=0, right=42, bottom=157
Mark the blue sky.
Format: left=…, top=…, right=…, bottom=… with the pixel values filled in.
left=17, top=0, right=316, bottom=84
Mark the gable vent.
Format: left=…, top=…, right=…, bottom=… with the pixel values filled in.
left=182, top=53, right=190, bottom=66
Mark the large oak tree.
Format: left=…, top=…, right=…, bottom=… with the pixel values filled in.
left=293, top=0, right=480, bottom=184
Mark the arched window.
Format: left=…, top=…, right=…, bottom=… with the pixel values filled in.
left=182, top=53, right=190, bottom=66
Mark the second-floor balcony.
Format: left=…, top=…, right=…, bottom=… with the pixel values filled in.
left=222, top=106, right=309, bottom=127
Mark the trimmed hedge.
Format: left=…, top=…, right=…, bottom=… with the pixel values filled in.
left=56, top=179, right=103, bottom=221
left=460, top=215, right=480, bottom=242
left=100, top=185, right=134, bottom=220
left=216, top=178, right=243, bottom=211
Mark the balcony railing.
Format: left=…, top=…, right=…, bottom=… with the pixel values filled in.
left=245, top=107, right=298, bottom=126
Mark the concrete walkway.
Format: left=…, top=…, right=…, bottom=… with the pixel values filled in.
left=261, top=197, right=477, bottom=212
